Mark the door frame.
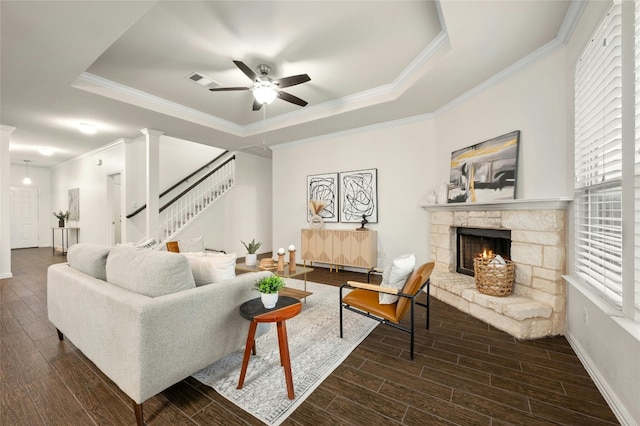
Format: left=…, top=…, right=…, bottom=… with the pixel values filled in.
left=106, top=171, right=124, bottom=245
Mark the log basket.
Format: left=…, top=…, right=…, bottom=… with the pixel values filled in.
left=473, top=255, right=515, bottom=297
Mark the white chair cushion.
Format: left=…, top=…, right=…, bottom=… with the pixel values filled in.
left=379, top=254, right=416, bottom=304
left=181, top=251, right=237, bottom=285
left=178, top=236, right=205, bottom=252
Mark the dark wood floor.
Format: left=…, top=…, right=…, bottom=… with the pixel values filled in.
left=1, top=248, right=619, bottom=425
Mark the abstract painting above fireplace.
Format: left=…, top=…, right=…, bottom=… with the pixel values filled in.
left=447, top=130, right=520, bottom=203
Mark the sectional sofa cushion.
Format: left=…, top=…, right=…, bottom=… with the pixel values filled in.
left=106, top=245, right=196, bottom=297
left=67, top=243, right=112, bottom=281
left=181, top=251, right=237, bottom=285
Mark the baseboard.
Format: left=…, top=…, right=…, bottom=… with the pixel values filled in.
left=0, top=271, right=13, bottom=279
left=565, top=332, right=635, bottom=425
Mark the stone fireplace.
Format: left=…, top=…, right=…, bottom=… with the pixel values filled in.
left=424, top=199, right=570, bottom=339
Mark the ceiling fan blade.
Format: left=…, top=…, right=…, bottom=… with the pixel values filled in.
left=276, top=74, right=311, bottom=89
left=277, top=90, right=308, bottom=107
left=209, top=87, right=251, bottom=91
left=252, top=99, right=264, bottom=111
left=233, top=60, right=258, bottom=82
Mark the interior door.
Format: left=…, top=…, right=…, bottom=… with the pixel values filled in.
left=107, top=173, right=122, bottom=245
left=10, top=186, right=39, bottom=249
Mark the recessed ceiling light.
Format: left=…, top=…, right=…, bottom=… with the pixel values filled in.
left=78, top=123, right=97, bottom=134
left=39, top=147, right=54, bottom=156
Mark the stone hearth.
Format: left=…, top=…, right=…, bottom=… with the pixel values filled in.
left=424, top=200, right=569, bottom=339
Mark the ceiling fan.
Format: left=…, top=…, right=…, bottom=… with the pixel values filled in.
left=210, top=60, right=311, bottom=111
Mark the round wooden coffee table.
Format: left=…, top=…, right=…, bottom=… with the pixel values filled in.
left=237, top=296, right=302, bottom=399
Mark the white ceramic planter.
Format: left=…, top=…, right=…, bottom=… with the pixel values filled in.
left=245, top=253, right=257, bottom=266
left=261, top=292, right=278, bottom=309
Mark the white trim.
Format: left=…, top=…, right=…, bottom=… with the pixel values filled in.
left=420, top=197, right=572, bottom=212
left=565, top=332, right=634, bottom=425
left=73, top=73, right=244, bottom=135
left=271, top=112, right=435, bottom=151
left=435, top=39, right=563, bottom=116
left=51, top=138, right=130, bottom=170
left=557, top=0, right=588, bottom=43
left=0, top=272, right=13, bottom=279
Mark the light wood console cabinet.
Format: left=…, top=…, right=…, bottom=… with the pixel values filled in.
left=301, top=229, right=377, bottom=269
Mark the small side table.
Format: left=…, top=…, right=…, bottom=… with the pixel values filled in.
left=237, top=296, right=302, bottom=399
left=51, top=227, right=79, bottom=255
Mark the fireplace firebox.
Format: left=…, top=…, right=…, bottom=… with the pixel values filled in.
left=456, top=227, right=511, bottom=276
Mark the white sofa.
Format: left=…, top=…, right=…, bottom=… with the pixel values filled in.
left=47, top=243, right=271, bottom=425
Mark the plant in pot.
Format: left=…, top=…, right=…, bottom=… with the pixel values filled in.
left=241, top=238, right=261, bottom=266
left=53, top=210, right=69, bottom=228
left=254, top=275, right=286, bottom=308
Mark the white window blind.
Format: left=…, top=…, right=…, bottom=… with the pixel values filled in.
left=574, top=4, right=624, bottom=307
left=635, top=0, right=640, bottom=312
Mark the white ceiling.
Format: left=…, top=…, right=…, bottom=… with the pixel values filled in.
left=1, top=1, right=578, bottom=168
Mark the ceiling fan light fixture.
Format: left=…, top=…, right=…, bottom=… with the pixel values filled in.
left=253, top=81, right=277, bottom=105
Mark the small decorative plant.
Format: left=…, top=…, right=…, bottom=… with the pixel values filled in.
left=254, top=275, right=286, bottom=294
left=241, top=238, right=262, bottom=254
left=53, top=210, right=69, bottom=221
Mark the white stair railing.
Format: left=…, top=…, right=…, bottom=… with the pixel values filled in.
left=159, top=155, right=235, bottom=243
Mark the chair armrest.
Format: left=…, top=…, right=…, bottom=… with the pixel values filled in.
left=345, top=281, right=398, bottom=295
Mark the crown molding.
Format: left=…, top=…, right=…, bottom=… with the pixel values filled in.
left=434, top=1, right=585, bottom=117
left=271, top=112, right=435, bottom=151
left=73, top=73, right=244, bottom=135
left=51, top=137, right=127, bottom=170
left=71, top=1, right=585, bottom=148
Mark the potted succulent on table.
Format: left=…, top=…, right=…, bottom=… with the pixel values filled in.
left=255, top=275, right=286, bottom=308
left=53, top=210, right=69, bottom=228
left=241, top=238, right=262, bottom=266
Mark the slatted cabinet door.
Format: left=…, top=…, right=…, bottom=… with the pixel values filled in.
left=301, top=229, right=377, bottom=269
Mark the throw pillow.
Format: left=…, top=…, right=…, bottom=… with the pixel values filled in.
left=134, top=237, right=157, bottom=249
left=379, top=254, right=416, bottom=304
left=181, top=251, right=237, bottom=285
left=106, top=245, right=196, bottom=297
left=178, top=236, right=205, bottom=253
left=67, top=243, right=112, bottom=281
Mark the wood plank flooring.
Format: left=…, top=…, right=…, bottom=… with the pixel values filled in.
left=1, top=248, right=619, bottom=425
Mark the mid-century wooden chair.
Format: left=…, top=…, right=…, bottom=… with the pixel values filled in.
left=166, top=241, right=180, bottom=253
left=165, top=241, right=226, bottom=254
left=339, top=261, right=435, bottom=359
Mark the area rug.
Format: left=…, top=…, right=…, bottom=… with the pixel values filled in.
left=192, top=279, right=378, bottom=425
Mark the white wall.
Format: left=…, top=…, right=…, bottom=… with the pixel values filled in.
left=272, top=118, right=437, bottom=267
left=49, top=135, right=230, bottom=246
left=51, top=143, right=125, bottom=244
left=436, top=48, right=570, bottom=200
left=174, top=151, right=272, bottom=256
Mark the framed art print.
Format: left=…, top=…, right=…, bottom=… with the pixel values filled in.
left=339, top=168, right=377, bottom=223
left=447, top=131, right=520, bottom=203
left=307, top=172, right=338, bottom=222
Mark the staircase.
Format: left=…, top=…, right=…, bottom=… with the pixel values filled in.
left=159, top=153, right=236, bottom=244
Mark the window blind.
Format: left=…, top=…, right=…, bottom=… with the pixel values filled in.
left=635, top=0, right=640, bottom=312
left=574, top=3, right=624, bottom=307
